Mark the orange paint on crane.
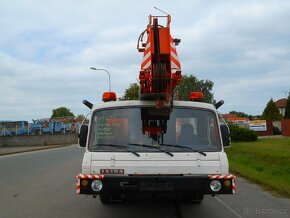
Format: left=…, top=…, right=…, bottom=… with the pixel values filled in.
left=137, top=14, right=182, bottom=106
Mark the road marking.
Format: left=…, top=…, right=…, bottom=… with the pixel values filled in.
left=214, top=196, right=242, bottom=218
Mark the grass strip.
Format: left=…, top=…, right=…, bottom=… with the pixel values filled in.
left=225, top=137, right=290, bottom=198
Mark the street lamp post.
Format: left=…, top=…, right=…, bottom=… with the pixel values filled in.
left=90, top=67, right=111, bottom=92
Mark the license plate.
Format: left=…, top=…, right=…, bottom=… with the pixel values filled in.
left=140, top=182, right=174, bottom=191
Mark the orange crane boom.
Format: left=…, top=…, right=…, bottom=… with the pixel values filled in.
left=137, top=15, right=182, bottom=107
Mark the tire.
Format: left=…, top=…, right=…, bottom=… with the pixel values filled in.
left=99, top=194, right=112, bottom=204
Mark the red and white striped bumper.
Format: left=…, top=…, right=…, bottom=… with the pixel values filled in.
left=208, top=174, right=236, bottom=194
left=76, top=173, right=236, bottom=195
left=76, top=174, right=104, bottom=194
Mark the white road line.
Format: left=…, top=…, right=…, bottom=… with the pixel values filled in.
left=214, top=196, right=243, bottom=218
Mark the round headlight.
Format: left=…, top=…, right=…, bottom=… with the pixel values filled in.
left=210, top=180, right=221, bottom=192
left=91, top=179, right=103, bottom=192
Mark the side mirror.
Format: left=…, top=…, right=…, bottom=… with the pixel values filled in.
left=220, top=124, right=231, bottom=147
left=79, top=125, right=88, bottom=147
left=215, top=100, right=224, bottom=109
left=83, top=100, right=93, bottom=109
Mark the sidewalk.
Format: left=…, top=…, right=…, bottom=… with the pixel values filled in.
left=258, top=135, right=288, bottom=139
left=0, top=144, right=74, bottom=156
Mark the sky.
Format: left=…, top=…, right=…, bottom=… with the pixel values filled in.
left=1, top=0, right=290, bottom=121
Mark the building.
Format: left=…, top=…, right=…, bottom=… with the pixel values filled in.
left=221, top=114, right=237, bottom=122
left=275, top=98, right=287, bottom=117
left=221, top=114, right=249, bottom=124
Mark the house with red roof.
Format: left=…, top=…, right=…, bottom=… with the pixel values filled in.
left=221, top=114, right=249, bottom=125
left=275, top=98, right=287, bottom=117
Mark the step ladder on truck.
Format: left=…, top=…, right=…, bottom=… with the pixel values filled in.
left=76, top=13, right=235, bottom=204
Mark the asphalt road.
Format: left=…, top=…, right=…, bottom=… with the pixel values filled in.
left=0, top=145, right=289, bottom=218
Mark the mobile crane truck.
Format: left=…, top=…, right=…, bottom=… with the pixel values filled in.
left=76, top=14, right=235, bottom=204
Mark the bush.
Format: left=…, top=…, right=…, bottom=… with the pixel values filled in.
left=228, top=123, right=257, bottom=142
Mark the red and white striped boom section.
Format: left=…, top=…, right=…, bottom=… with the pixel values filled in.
left=137, top=15, right=182, bottom=106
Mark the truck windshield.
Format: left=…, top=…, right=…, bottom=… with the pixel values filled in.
left=88, top=107, right=221, bottom=152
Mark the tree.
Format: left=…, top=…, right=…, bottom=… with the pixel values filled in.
left=51, top=107, right=74, bottom=118
left=229, top=111, right=254, bottom=120
left=76, top=114, right=85, bottom=120
left=176, top=75, right=214, bottom=103
left=285, top=94, right=290, bottom=119
left=120, top=75, right=214, bottom=103
left=261, top=98, right=283, bottom=121
left=229, top=111, right=249, bottom=118
left=119, top=83, right=139, bottom=100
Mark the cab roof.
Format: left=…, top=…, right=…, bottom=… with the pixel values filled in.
left=92, top=100, right=217, bottom=112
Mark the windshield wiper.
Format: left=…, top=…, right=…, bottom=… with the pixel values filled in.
left=128, top=143, right=174, bottom=157
left=159, top=143, right=207, bottom=156
left=93, top=144, right=140, bottom=157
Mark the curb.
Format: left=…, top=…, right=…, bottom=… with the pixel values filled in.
left=0, top=144, right=74, bottom=156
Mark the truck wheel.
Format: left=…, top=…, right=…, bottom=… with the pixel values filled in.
left=99, top=194, right=112, bottom=204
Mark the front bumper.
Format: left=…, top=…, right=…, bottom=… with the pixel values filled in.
left=76, top=174, right=236, bottom=197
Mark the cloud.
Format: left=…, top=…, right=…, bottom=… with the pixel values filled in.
left=1, top=0, right=290, bottom=121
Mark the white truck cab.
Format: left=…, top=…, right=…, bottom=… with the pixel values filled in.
left=76, top=100, right=235, bottom=204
